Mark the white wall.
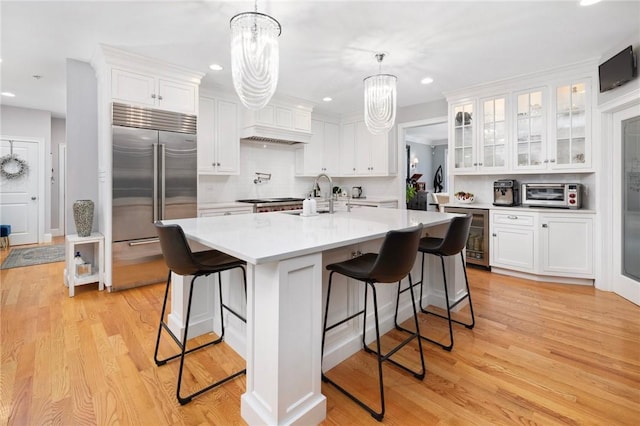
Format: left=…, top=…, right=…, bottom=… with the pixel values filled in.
left=397, top=99, right=448, bottom=124
left=0, top=105, right=52, bottom=235
left=66, top=59, right=98, bottom=234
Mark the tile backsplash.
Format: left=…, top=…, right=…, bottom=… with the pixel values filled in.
left=453, top=173, right=596, bottom=210
left=198, top=141, right=402, bottom=203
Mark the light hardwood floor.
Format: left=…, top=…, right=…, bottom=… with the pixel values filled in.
left=1, top=241, right=639, bottom=425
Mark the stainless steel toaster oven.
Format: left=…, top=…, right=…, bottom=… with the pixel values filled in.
left=521, top=183, right=582, bottom=209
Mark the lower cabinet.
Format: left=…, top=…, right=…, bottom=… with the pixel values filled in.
left=490, top=212, right=537, bottom=272
left=490, top=210, right=594, bottom=279
left=539, top=213, right=593, bottom=277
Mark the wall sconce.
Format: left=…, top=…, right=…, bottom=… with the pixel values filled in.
left=410, top=157, right=419, bottom=170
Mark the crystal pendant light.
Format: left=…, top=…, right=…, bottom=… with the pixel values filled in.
left=230, top=1, right=281, bottom=110
left=363, top=53, right=397, bottom=134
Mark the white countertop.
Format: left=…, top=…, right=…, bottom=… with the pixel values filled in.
left=167, top=208, right=457, bottom=265
left=443, top=202, right=595, bottom=214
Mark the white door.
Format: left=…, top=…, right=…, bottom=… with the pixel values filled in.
left=0, top=139, right=39, bottom=245
left=613, top=105, right=640, bottom=305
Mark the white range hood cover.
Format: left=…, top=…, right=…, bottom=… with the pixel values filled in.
left=240, top=124, right=311, bottom=145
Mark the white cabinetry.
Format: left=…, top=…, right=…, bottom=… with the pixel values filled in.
left=479, top=95, right=508, bottom=171
left=539, top=213, right=593, bottom=277
left=112, top=68, right=198, bottom=114
left=447, top=63, right=595, bottom=175
left=339, top=122, right=357, bottom=176
left=549, top=80, right=591, bottom=169
left=490, top=209, right=594, bottom=281
left=198, top=96, right=239, bottom=175
left=451, top=96, right=509, bottom=173
left=513, top=88, right=547, bottom=170
left=451, top=100, right=476, bottom=172
left=490, top=212, right=537, bottom=272
left=296, top=119, right=340, bottom=176
left=339, top=120, right=392, bottom=176
left=240, top=102, right=313, bottom=142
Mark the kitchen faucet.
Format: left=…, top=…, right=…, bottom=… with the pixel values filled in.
left=314, top=173, right=334, bottom=213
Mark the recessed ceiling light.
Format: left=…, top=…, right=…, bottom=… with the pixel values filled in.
left=209, top=64, right=223, bottom=71
left=580, top=0, right=601, bottom=5
left=322, top=97, right=332, bottom=102
left=420, top=77, right=434, bottom=85
left=1, top=92, right=16, bottom=97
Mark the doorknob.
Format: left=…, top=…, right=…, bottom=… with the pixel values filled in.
left=31, top=196, right=37, bottom=200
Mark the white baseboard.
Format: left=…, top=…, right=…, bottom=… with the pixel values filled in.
left=491, top=267, right=594, bottom=286
left=51, top=228, right=64, bottom=237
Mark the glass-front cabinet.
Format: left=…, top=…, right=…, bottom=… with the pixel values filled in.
left=480, top=96, right=508, bottom=170
left=514, top=88, right=546, bottom=170
left=551, top=80, right=591, bottom=169
left=452, top=101, right=476, bottom=172
left=447, top=66, right=594, bottom=175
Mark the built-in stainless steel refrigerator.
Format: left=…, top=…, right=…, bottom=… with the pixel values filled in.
left=111, top=103, right=197, bottom=290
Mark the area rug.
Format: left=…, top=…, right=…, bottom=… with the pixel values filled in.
left=0, top=244, right=65, bottom=270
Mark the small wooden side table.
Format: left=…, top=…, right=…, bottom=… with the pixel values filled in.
left=64, top=233, right=105, bottom=297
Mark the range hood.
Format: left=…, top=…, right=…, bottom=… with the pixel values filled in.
left=239, top=102, right=313, bottom=145
left=240, top=124, right=312, bottom=145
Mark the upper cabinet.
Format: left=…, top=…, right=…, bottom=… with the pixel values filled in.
left=550, top=80, right=591, bottom=169
left=299, top=118, right=395, bottom=178
left=513, top=88, right=547, bottom=170
left=451, top=101, right=476, bottom=172
left=446, top=62, right=595, bottom=175
left=94, top=46, right=203, bottom=116
left=480, top=95, right=508, bottom=171
left=198, top=96, right=239, bottom=175
left=296, top=119, right=339, bottom=176
left=342, top=120, right=393, bottom=176
left=112, top=69, right=198, bottom=114
left=451, top=96, right=509, bottom=173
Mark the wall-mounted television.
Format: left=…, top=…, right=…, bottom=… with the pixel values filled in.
left=599, top=45, right=637, bottom=93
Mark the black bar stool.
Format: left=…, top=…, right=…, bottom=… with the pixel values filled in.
left=321, top=224, right=426, bottom=421
left=395, top=214, right=475, bottom=351
left=153, top=222, right=247, bottom=405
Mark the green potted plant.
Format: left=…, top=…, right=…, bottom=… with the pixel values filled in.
left=406, top=184, right=417, bottom=203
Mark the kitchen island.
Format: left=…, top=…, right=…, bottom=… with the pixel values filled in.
left=167, top=208, right=462, bottom=425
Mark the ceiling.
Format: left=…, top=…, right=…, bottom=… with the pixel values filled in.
left=1, top=1, right=639, bottom=119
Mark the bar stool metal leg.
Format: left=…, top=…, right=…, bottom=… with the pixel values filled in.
left=322, top=274, right=426, bottom=421
left=394, top=251, right=475, bottom=352
left=154, top=268, right=247, bottom=405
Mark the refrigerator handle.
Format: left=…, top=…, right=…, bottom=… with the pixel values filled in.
left=160, top=144, right=166, bottom=220
left=153, top=143, right=158, bottom=223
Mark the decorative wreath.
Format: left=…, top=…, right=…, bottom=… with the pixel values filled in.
left=0, top=154, right=29, bottom=180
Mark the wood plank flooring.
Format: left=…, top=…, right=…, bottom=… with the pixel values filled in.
left=1, top=241, right=639, bottom=425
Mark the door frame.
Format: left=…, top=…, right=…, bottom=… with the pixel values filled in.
left=598, top=87, right=640, bottom=304
left=58, top=144, right=67, bottom=237
left=0, top=135, right=46, bottom=244
left=396, top=116, right=448, bottom=205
